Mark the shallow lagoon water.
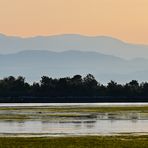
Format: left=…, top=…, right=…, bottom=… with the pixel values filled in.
left=0, top=103, right=148, bottom=136
left=0, top=117, right=148, bottom=135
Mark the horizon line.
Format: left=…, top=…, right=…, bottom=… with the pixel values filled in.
left=0, top=32, right=124, bottom=38
left=0, top=32, right=147, bottom=45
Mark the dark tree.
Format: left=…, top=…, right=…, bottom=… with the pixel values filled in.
left=0, top=75, right=148, bottom=102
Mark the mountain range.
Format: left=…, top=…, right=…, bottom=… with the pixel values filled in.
left=1, top=50, right=148, bottom=83
left=0, top=34, right=148, bottom=59
left=1, top=34, right=148, bottom=83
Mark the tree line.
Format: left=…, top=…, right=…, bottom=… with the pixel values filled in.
left=0, top=74, right=148, bottom=99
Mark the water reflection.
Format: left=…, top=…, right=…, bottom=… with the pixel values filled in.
left=95, top=112, right=143, bottom=120
left=0, top=115, right=148, bottom=135
left=83, top=120, right=96, bottom=129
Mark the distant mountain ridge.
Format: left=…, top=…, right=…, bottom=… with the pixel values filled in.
left=0, top=34, right=148, bottom=59
left=1, top=50, right=148, bottom=83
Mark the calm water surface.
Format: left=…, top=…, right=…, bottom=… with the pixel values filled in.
left=0, top=103, right=148, bottom=136
left=0, top=118, right=148, bottom=135
left=0, top=103, right=148, bottom=107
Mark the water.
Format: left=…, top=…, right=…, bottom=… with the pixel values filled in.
left=0, top=103, right=148, bottom=107
left=0, top=118, right=148, bottom=136
left=0, top=103, right=148, bottom=136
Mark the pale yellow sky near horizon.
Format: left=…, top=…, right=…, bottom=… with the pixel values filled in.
left=0, top=0, right=148, bottom=43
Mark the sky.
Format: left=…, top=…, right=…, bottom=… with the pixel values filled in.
left=0, top=0, right=148, bottom=44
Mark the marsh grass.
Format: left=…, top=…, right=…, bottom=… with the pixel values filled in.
left=0, top=106, right=148, bottom=147
left=0, top=136, right=148, bottom=148
left=0, top=106, right=148, bottom=120
left=1, top=106, right=148, bottom=112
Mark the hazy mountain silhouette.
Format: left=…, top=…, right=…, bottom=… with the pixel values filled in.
left=1, top=50, right=148, bottom=83
left=0, top=34, right=148, bottom=59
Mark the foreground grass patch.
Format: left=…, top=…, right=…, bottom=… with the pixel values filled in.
left=0, top=136, right=148, bottom=148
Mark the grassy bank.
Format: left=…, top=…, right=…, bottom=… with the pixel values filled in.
left=0, top=136, right=148, bottom=148
left=1, top=105, right=148, bottom=112
left=0, top=106, right=148, bottom=120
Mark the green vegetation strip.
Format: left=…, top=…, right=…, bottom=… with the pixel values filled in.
left=0, top=136, right=148, bottom=148
left=1, top=106, right=148, bottom=112
left=0, top=106, right=148, bottom=120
